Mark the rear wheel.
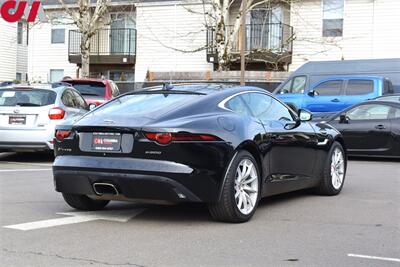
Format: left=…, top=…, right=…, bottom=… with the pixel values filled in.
left=316, top=142, right=346, bottom=195
left=209, top=151, right=260, bottom=223
left=62, top=193, right=109, bottom=211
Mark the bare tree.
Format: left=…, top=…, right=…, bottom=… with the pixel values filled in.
left=57, top=0, right=110, bottom=77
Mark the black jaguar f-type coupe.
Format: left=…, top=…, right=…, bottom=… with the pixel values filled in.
left=53, top=84, right=347, bottom=223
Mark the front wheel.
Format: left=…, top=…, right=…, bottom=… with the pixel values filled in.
left=316, top=141, right=347, bottom=195
left=62, top=193, right=110, bottom=211
left=209, top=150, right=260, bottom=223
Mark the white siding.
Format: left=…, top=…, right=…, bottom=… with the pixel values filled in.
left=0, top=21, right=17, bottom=81
left=135, top=1, right=213, bottom=83
left=28, top=22, right=77, bottom=82
left=289, top=0, right=400, bottom=71
left=17, top=23, right=28, bottom=81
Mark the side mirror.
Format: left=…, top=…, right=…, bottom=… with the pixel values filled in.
left=339, top=114, right=349, bottom=124
left=89, top=103, right=97, bottom=111
left=308, top=90, right=318, bottom=97
left=298, top=109, right=312, bottom=122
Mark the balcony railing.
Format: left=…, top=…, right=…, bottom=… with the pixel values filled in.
left=68, top=28, right=136, bottom=63
left=206, top=23, right=293, bottom=64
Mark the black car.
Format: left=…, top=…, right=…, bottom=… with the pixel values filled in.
left=321, top=100, right=400, bottom=158
left=53, top=84, right=347, bottom=223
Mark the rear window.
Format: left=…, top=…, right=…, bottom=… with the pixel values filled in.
left=69, top=82, right=106, bottom=97
left=346, top=80, right=374, bottom=95
left=0, top=89, right=56, bottom=107
left=92, top=93, right=201, bottom=118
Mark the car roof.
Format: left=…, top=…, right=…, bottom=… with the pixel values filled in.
left=0, top=83, right=70, bottom=93
left=62, top=78, right=108, bottom=84
left=139, top=83, right=267, bottom=96
left=374, top=93, right=400, bottom=101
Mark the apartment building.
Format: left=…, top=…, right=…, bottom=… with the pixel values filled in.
left=23, top=0, right=400, bottom=88
left=0, top=20, right=28, bottom=82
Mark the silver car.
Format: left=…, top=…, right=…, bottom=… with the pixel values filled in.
left=0, top=84, right=89, bottom=152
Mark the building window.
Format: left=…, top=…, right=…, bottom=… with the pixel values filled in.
left=50, top=69, right=64, bottom=82
left=322, top=0, right=344, bottom=37
left=51, top=29, right=65, bottom=44
left=17, top=22, right=23, bottom=44
left=16, top=73, right=22, bottom=81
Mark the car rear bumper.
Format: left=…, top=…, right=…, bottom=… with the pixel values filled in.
left=0, top=128, right=54, bottom=151
left=53, top=155, right=223, bottom=203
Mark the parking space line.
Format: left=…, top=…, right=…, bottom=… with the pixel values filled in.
left=0, top=168, right=52, bottom=173
left=348, top=254, right=400, bottom=263
left=4, top=209, right=146, bottom=231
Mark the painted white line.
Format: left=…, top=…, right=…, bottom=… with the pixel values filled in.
left=4, top=209, right=145, bottom=231
left=4, top=216, right=97, bottom=231
left=0, top=161, right=52, bottom=167
left=348, top=254, right=400, bottom=263
left=0, top=168, right=52, bottom=173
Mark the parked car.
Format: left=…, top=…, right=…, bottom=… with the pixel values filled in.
left=0, top=84, right=89, bottom=152
left=53, top=84, right=347, bottom=223
left=374, top=93, right=400, bottom=102
left=275, top=76, right=393, bottom=114
left=274, top=58, right=400, bottom=94
left=318, top=100, right=400, bottom=158
left=61, top=78, right=120, bottom=108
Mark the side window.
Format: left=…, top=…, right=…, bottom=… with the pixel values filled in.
left=72, top=91, right=87, bottom=109
left=314, top=80, right=342, bottom=96
left=390, top=107, right=400, bottom=119
left=280, top=76, right=306, bottom=94
left=346, top=80, right=373, bottom=95
left=225, top=96, right=251, bottom=117
left=110, top=81, right=120, bottom=97
left=241, top=93, right=294, bottom=123
left=383, top=79, right=393, bottom=95
left=346, top=104, right=391, bottom=120
left=61, top=90, right=75, bottom=108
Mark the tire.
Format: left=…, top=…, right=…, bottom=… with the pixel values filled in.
left=316, top=141, right=347, bottom=196
left=209, top=150, right=261, bottom=223
left=62, top=193, right=109, bottom=211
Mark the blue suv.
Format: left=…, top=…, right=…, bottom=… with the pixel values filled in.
left=274, top=76, right=394, bottom=113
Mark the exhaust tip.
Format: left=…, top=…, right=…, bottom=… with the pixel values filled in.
left=93, top=183, right=119, bottom=196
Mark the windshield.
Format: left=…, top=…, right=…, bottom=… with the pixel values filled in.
left=91, top=93, right=202, bottom=118
left=69, top=82, right=106, bottom=97
left=0, top=89, right=56, bottom=107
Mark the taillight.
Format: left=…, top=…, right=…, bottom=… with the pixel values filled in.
left=144, top=132, right=220, bottom=145
left=49, top=107, right=65, bottom=120
left=55, top=130, right=71, bottom=142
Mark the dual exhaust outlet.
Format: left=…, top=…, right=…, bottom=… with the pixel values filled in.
left=93, top=183, right=119, bottom=196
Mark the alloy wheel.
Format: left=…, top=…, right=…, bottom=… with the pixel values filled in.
left=331, top=148, right=345, bottom=190
left=234, top=159, right=259, bottom=215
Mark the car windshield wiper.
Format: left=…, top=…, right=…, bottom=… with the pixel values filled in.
left=16, top=103, right=41, bottom=106
left=129, top=90, right=206, bottom=95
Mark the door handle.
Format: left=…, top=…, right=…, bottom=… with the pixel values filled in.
left=375, top=124, right=386, bottom=130
left=331, top=98, right=340, bottom=102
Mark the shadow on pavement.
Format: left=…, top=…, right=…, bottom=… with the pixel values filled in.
left=0, top=152, right=54, bottom=163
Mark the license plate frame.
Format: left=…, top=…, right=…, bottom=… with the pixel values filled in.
left=8, top=115, right=26, bottom=125
left=91, top=132, right=121, bottom=152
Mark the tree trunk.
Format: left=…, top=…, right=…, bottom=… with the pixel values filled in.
left=80, top=34, right=91, bottom=78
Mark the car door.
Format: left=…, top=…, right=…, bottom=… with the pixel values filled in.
left=275, top=75, right=307, bottom=110
left=333, top=103, right=393, bottom=156
left=240, top=93, right=318, bottom=186
left=305, top=79, right=345, bottom=112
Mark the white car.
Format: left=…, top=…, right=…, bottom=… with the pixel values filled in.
left=0, top=84, right=89, bottom=152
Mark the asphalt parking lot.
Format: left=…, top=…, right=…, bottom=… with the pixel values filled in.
left=0, top=152, right=399, bottom=267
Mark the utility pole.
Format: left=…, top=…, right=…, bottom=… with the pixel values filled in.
left=240, top=0, right=247, bottom=86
